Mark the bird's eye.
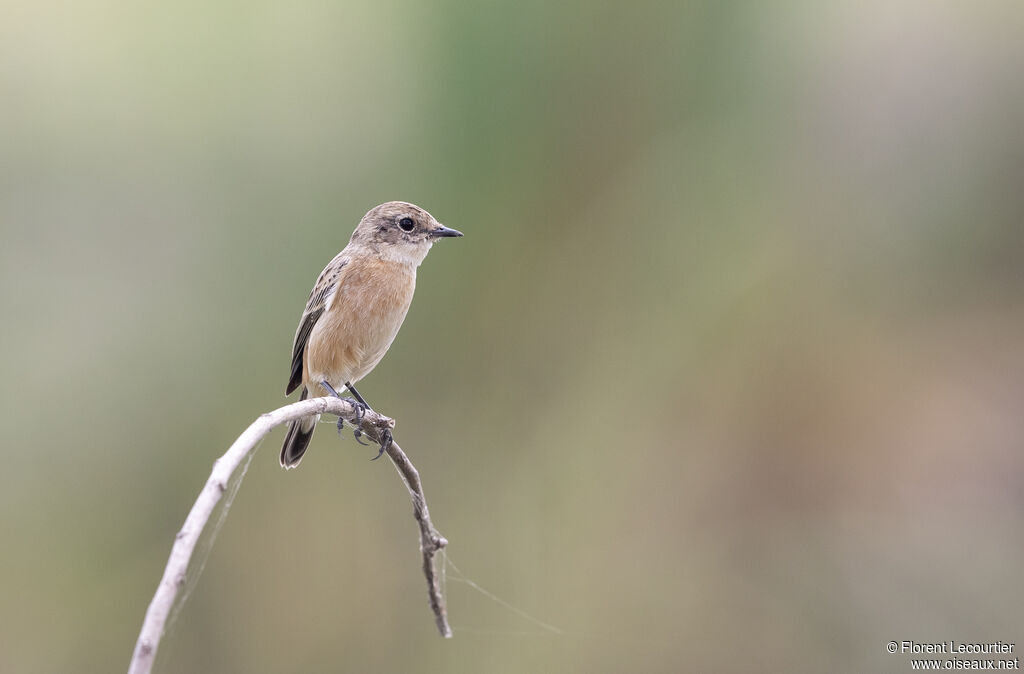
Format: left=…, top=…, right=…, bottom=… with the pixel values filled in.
left=398, top=217, right=415, bottom=232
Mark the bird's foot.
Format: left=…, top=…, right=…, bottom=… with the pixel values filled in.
left=346, top=398, right=370, bottom=444
left=322, top=381, right=370, bottom=441
left=371, top=428, right=393, bottom=461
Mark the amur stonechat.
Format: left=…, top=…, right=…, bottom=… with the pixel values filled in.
left=280, top=201, right=463, bottom=468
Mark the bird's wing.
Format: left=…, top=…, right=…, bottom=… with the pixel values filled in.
left=286, top=253, right=349, bottom=395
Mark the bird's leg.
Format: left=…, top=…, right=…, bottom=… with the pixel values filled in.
left=321, top=380, right=369, bottom=439
left=344, top=381, right=392, bottom=459
left=344, top=382, right=368, bottom=426
left=344, top=381, right=370, bottom=407
left=342, top=381, right=371, bottom=445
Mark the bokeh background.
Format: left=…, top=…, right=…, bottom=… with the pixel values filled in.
left=2, top=0, right=1023, bottom=672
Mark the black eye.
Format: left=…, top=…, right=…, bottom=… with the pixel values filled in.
left=398, top=217, right=415, bottom=232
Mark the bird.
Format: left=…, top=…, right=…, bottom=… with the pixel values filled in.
left=280, top=201, right=463, bottom=468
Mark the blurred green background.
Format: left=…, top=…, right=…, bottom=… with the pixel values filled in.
left=2, top=0, right=1023, bottom=672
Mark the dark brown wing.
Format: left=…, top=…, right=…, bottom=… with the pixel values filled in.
left=286, top=254, right=348, bottom=394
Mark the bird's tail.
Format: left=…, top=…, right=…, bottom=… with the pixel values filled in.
left=280, top=387, right=318, bottom=469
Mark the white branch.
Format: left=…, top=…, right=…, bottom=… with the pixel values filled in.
left=127, top=397, right=450, bottom=674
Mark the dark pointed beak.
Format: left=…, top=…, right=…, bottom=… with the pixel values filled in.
left=430, top=225, right=464, bottom=239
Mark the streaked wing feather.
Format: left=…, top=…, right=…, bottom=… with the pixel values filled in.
left=286, top=254, right=348, bottom=394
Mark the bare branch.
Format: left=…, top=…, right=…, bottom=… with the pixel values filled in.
left=128, top=397, right=450, bottom=674
left=366, top=432, right=451, bottom=638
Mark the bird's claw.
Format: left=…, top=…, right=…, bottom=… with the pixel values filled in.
left=346, top=398, right=370, bottom=445
left=319, top=381, right=387, bottom=456
left=322, top=380, right=379, bottom=450
left=371, top=429, right=393, bottom=461
left=349, top=399, right=367, bottom=425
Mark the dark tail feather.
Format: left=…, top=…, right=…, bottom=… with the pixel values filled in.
left=280, top=388, right=316, bottom=468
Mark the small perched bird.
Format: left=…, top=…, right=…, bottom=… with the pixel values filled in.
left=280, top=201, right=463, bottom=468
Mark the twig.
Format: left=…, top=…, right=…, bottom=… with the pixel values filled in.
left=381, top=439, right=451, bottom=638
left=127, top=397, right=450, bottom=674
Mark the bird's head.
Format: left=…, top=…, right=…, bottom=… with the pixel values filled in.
left=351, top=201, right=462, bottom=265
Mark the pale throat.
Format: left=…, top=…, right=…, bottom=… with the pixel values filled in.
left=375, top=240, right=433, bottom=266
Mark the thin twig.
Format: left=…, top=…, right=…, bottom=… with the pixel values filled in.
left=382, top=440, right=451, bottom=638
left=345, top=415, right=451, bottom=639
left=127, top=397, right=450, bottom=674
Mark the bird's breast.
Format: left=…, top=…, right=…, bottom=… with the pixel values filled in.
left=305, top=258, right=417, bottom=385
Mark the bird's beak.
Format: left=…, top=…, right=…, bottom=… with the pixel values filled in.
left=430, top=225, right=464, bottom=238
